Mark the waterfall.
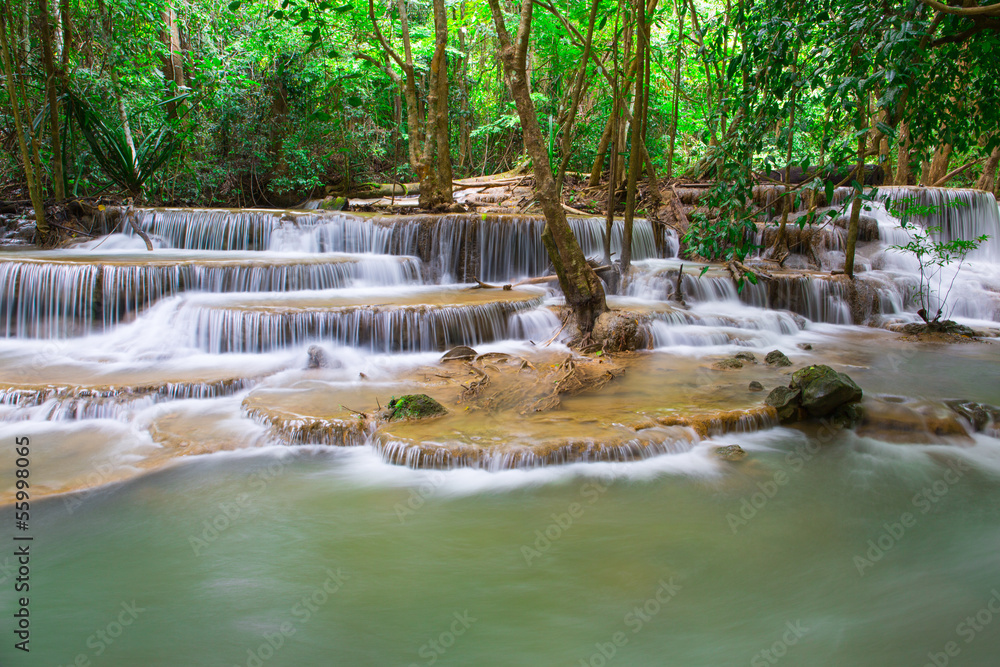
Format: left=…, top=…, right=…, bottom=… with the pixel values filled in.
left=177, top=287, right=546, bottom=353
left=0, top=252, right=422, bottom=337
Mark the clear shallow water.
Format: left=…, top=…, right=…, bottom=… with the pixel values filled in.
left=5, top=426, right=1000, bottom=666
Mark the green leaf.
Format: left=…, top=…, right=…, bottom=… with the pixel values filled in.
left=227, top=0, right=241, bottom=10
left=346, top=96, right=362, bottom=107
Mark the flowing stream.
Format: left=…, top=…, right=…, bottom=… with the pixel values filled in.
left=1, top=189, right=999, bottom=666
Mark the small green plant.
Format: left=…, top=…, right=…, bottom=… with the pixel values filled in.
left=889, top=198, right=988, bottom=324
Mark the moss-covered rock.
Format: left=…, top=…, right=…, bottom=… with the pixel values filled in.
left=748, top=381, right=764, bottom=392
left=764, top=349, right=792, bottom=367
left=791, top=365, right=862, bottom=417
left=714, top=444, right=747, bottom=461
left=713, top=358, right=744, bottom=370
left=765, top=386, right=801, bottom=422
left=385, top=394, right=447, bottom=421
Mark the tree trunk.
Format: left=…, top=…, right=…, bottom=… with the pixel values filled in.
left=1, top=7, right=49, bottom=240
left=621, top=0, right=647, bottom=272
left=667, top=0, right=683, bottom=179
left=95, top=0, right=136, bottom=171
left=370, top=0, right=424, bottom=179
left=456, top=5, right=471, bottom=170
left=555, top=0, right=600, bottom=194
left=417, top=0, right=453, bottom=209
left=160, top=5, right=185, bottom=117
left=922, top=143, right=952, bottom=186
left=844, top=118, right=867, bottom=279
left=486, top=0, right=607, bottom=335
left=976, top=145, right=1000, bottom=193
left=36, top=0, right=66, bottom=200
left=894, top=122, right=913, bottom=185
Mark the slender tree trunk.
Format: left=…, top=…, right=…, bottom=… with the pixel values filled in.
left=588, top=37, right=639, bottom=187
left=95, top=0, right=136, bottom=170
left=976, top=145, right=1000, bottom=193
left=37, top=0, right=65, bottom=200
left=1, top=8, right=49, bottom=240
left=486, top=0, right=607, bottom=334
left=555, top=0, right=600, bottom=194
left=370, top=0, right=423, bottom=177
left=59, top=0, right=70, bottom=68
left=894, top=121, right=913, bottom=185
left=844, top=111, right=867, bottom=279
left=456, top=5, right=471, bottom=170
left=160, top=5, right=185, bottom=117
left=621, top=0, right=647, bottom=272
left=667, top=0, right=683, bottom=179
left=603, top=9, right=622, bottom=267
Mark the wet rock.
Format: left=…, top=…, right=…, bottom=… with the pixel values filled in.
left=734, top=351, right=758, bottom=364
left=592, top=311, right=641, bottom=353
left=764, top=350, right=792, bottom=367
left=714, top=444, right=747, bottom=462
left=765, top=386, right=801, bottom=422
left=832, top=402, right=864, bottom=429
left=306, top=345, right=327, bottom=369
left=790, top=365, right=863, bottom=417
left=797, top=343, right=813, bottom=350
left=713, top=358, right=744, bottom=370
left=748, top=381, right=764, bottom=392
left=385, top=394, right=447, bottom=421
left=320, top=196, right=348, bottom=211
left=441, top=345, right=477, bottom=362
left=894, top=320, right=977, bottom=338
left=945, top=400, right=1000, bottom=433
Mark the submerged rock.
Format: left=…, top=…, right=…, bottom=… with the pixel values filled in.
left=945, top=399, right=1000, bottom=433
left=441, top=345, right=477, bottom=362
left=764, top=350, right=792, bottom=367
left=713, top=358, right=744, bottom=370
left=734, top=351, right=758, bottom=364
left=714, top=444, right=747, bottom=462
left=748, top=381, right=764, bottom=392
left=385, top=394, right=447, bottom=421
left=306, top=345, right=328, bottom=369
left=791, top=365, right=863, bottom=417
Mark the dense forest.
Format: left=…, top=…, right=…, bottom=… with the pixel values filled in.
left=3, top=0, right=1000, bottom=271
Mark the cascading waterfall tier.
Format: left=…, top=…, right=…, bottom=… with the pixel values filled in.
left=275, top=213, right=673, bottom=282
left=123, top=207, right=328, bottom=250
left=0, top=251, right=421, bottom=337
left=181, top=286, right=546, bottom=353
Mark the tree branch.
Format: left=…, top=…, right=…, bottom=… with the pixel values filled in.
left=368, top=0, right=405, bottom=69
left=918, top=0, right=1000, bottom=18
